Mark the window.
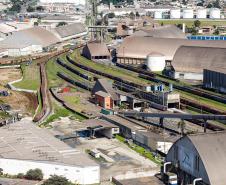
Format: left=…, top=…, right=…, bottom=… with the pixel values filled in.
left=179, top=73, right=185, bottom=79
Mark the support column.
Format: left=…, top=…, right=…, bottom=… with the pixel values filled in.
left=203, top=119, right=207, bottom=133
left=160, top=117, right=164, bottom=127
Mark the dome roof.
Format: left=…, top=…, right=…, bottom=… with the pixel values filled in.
left=147, top=52, right=165, bottom=57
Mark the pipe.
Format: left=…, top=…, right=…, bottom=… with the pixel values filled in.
left=193, top=178, right=202, bottom=185
left=163, top=162, right=171, bottom=173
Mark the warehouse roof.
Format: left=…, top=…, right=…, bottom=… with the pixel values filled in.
left=0, top=118, right=97, bottom=167
left=86, top=42, right=110, bottom=57
left=0, top=27, right=59, bottom=49
left=42, top=14, right=74, bottom=21
left=172, top=46, right=226, bottom=73
left=187, top=132, right=226, bottom=185
left=55, top=23, right=87, bottom=38
left=117, top=37, right=226, bottom=60
left=92, top=79, right=119, bottom=101
left=133, top=25, right=186, bottom=39
left=0, top=23, right=17, bottom=34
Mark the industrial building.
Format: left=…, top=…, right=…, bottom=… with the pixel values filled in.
left=165, top=132, right=226, bottom=185
left=203, top=68, right=226, bottom=93
left=133, top=25, right=186, bottom=39
left=79, top=119, right=120, bottom=139
left=82, top=43, right=111, bottom=60
left=0, top=27, right=60, bottom=56
left=117, top=37, right=226, bottom=66
left=169, top=46, right=226, bottom=80
left=41, top=15, right=84, bottom=28
left=0, top=118, right=100, bottom=184
left=54, top=23, right=87, bottom=41
left=92, top=79, right=119, bottom=108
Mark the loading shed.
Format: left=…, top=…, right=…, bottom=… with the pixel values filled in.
left=82, top=42, right=110, bottom=60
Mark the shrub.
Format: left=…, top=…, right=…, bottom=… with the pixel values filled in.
left=42, top=175, right=74, bottom=185
left=25, top=169, right=43, bottom=181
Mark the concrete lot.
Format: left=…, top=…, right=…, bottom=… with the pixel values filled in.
left=49, top=118, right=158, bottom=181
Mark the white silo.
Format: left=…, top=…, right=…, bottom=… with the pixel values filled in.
left=170, top=9, right=181, bottom=19
left=210, top=8, right=220, bottom=19
left=154, top=11, right=163, bottom=19
left=146, top=52, right=166, bottom=72
left=197, top=8, right=207, bottom=19
left=182, top=9, right=194, bottom=19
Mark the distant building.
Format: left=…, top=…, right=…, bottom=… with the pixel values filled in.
left=133, top=25, right=186, bottom=39
left=82, top=43, right=110, bottom=60
left=0, top=27, right=60, bottom=56
left=165, top=132, right=226, bottom=185
left=54, top=23, right=87, bottom=41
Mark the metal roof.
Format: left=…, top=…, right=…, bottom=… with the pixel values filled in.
left=0, top=27, right=60, bottom=49
left=55, top=23, right=87, bottom=38
left=117, top=37, right=226, bottom=60
left=86, top=42, right=110, bottom=57
left=172, top=46, right=226, bottom=74
left=0, top=118, right=97, bottom=167
left=187, top=132, right=226, bottom=185
left=133, top=25, right=186, bottom=39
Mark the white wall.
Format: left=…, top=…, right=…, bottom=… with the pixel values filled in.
left=0, top=158, right=100, bottom=185
left=7, top=45, right=42, bottom=57
left=174, top=72, right=203, bottom=81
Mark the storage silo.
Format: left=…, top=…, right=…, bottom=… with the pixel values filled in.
left=210, top=8, right=220, bottom=19
left=197, top=8, right=207, bottom=19
left=170, top=9, right=181, bottom=19
left=154, top=11, right=163, bottom=19
left=146, top=52, right=166, bottom=72
left=182, top=9, right=194, bottom=19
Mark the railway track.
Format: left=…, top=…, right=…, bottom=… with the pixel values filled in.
left=116, top=64, right=226, bottom=115
left=116, top=63, right=226, bottom=104
left=62, top=54, right=226, bottom=131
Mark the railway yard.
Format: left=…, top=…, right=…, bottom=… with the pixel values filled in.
left=1, top=43, right=226, bottom=185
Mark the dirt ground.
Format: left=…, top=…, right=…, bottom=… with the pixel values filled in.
left=0, top=68, right=37, bottom=115
left=0, top=68, right=21, bottom=85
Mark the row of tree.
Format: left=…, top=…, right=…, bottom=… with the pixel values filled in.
left=0, top=168, right=76, bottom=185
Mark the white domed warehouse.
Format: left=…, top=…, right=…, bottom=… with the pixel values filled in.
left=146, top=52, right=166, bottom=72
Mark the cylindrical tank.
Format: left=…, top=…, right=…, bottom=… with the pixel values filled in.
left=154, top=11, right=163, bottom=19
left=182, top=9, right=194, bottom=19
left=197, top=8, right=207, bottom=19
left=210, top=8, right=220, bottom=19
left=170, top=9, right=181, bottom=19
left=146, top=52, right=166, bottom=72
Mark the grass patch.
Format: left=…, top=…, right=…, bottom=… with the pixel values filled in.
left=40, top=105, right=86, bottom=127
left=70, top=50, right=152, bottom=85
left=157, top=19, right=226, bottom=28
left=0, top=111, right=12, bottom=119
left=115, top=135, right=162, bottom=165
left=13, top=62, right=40, bottom=91
left=64, top=96, right=80, bottom=105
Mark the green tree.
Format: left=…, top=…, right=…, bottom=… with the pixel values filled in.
left=17, top=173, right=24, bottom=179
left=9, top=3, right=21, bottom=13
left=178, top=120, right=186, bottom=136
left=56, top=22, right=68, bottom=27
left=213, top=29, right=220, bottom=35
left=27, top=6, right=35, bottom=12
left=42, top=175, right=75, bottom=185
left=129, top=12, right=135, bottom=20
left=108, top=12, right=115, bottom=18
left=36, top=6, right=44, bottom=12
left=194, top=20, right=201, bottom=28
left=25, top=169, right=43, bottom=181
